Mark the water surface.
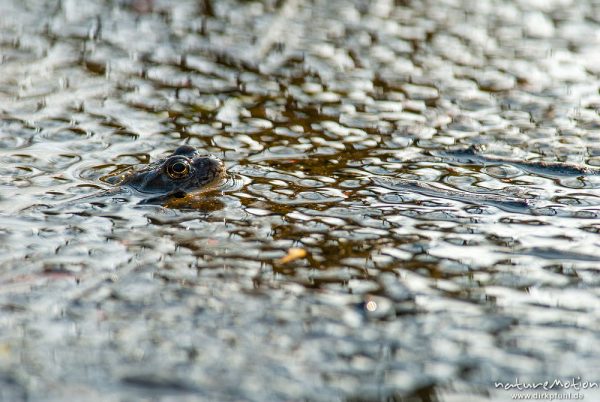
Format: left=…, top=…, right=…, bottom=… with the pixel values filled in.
left=1, top=0, right=599, bottom=400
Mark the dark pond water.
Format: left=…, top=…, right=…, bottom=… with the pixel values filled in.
left=1, top=0, right=600, bottom=400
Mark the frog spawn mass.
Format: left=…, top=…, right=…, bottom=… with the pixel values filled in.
left=1, top=0, right=600, bottom=401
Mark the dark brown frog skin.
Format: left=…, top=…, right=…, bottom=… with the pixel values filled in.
left=112, top=145, right=225, bottom=204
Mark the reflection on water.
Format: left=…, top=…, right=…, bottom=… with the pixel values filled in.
left=1, top=0, right=600, bottom=400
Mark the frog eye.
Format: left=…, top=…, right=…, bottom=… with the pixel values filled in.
left=166, top=159, right=190, bottom=179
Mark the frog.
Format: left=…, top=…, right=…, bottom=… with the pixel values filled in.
left=101, top=145, right=225, bottom=206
